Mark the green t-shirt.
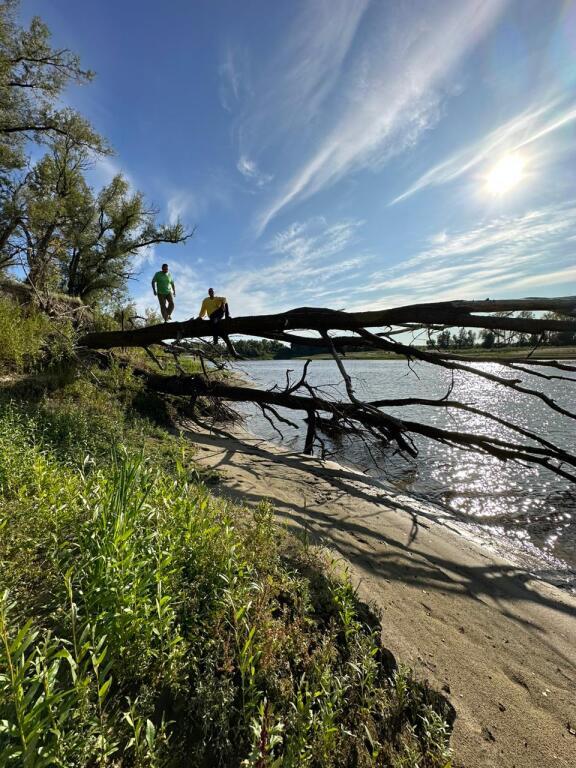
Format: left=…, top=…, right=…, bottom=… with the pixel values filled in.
left=154, top=271, right=173, bottom=295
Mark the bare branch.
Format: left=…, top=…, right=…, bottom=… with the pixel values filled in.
left=76, top=294, right=576, bottom=487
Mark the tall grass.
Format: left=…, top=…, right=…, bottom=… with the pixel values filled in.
left=0, top=390, right=452, bottom=766
left=0, top=297, right=74, bottom=373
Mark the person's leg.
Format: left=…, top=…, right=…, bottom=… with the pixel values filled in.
left=166, top=293, right=174, bottom=320
left=158, top=293, right=168, bottom=322
left=208, top=316, right=218, bottom=344
left=209, top=306, right=225, bottom=344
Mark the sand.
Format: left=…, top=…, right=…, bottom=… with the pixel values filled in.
left=185, top=419, right=576, bottom=768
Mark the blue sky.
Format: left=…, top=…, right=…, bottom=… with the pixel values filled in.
left=20, top=0, right=576, bottom=319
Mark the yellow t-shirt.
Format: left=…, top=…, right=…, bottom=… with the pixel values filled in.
left=199, top=296, right=226, bottom=317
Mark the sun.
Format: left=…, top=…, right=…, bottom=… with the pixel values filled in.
left=484, top=153, right=526, bottom=196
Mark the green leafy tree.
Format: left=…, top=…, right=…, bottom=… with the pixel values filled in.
left=0, top=3, right=192, bottom=299
left=436, top=330, right=452, bottom=349
left=542, top=311, right=576, bottom=346
left=0, top=0, right=107, bottom=171
left=0, top=0, right=109, bottom=278
left=0, top=174, right=25, bottom=269
left=233, top=339, right=286, bottom=358
left=18, top=137, right=93, bottom=287
left=454, top=327, right=468, bottom=349
left=480, top=329, right=495, bottom=349
left=3, top=137, right=190, bottom=300
left=513, top=311, right=534, bottom=346
left=62, top=173, right=189, bottom=302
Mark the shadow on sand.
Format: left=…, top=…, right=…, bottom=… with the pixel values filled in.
left=186, top=420, right=576, bottom=638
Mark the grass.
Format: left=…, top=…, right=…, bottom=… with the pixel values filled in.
left=0, top=297, right=75, bottom=373
left=0, top=296, right=453, bottom=766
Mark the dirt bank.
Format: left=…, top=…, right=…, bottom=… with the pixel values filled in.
left=185, top=419, right=576, bottom=768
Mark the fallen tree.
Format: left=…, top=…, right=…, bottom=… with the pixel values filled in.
left=79, top=296, right=576, bottom=350
left=79, top=295, right=576, bottom=482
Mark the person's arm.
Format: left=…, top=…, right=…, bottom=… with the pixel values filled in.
left=197, top=298, right=207, bottom=319
left=151, top=274, right=157, bottom=296
left=170, top=276, right=176, bottom=296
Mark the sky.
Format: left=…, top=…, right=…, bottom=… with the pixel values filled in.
left=19, top=0, right=576, bottom=320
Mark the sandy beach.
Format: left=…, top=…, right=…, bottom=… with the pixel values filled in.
left=185, top=418, right=576, bottom=768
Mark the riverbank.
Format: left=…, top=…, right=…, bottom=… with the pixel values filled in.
left=185, top=417, right=576, bottom=768
left=279, top=345, right=576, bottom=361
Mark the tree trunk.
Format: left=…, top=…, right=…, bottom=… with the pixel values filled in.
left=78, top=295, right=576, bottom=484
left=78, top=297, right=576, bottom=350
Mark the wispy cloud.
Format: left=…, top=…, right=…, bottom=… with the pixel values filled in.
left=218, top=45, right=251, bottom=112
left=215, top=217, right=368, bottom=315
left=267, top=217, right=363, bottom=263
left=253, top=0, right=507, bottom=234
left=235, top=0, right=371, bottom=151
left=237, top=155, right=273, bottom=187
left=166, top=191, right=196, bottom=226
left=165, top=172, right=232, bottom=225
left=391, top=98, right=576, bottom=204
left=87, top=155, right=135, bottom=190
left=345, top=202, right=576, bottom=310
left=131, top=245, right=157, bottom=273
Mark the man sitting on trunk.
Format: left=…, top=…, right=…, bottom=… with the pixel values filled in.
left=198, top=288, right=231, bottom=344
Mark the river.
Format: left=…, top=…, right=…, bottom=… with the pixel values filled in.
left=232, top=358, right=576, bottom=589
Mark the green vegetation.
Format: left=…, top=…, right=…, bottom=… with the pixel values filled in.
left=0, top=296, right=453, bottom=766
left=429, top=316, right=575, bottom=351
left=287, top=346, right=576, bottom=361
left=0, top=296, right=75, bottom=371
left=233, top=338, right=287, bottom=359
left=1, top=0, right=187, bottom=307
left=0, top=0, right=106, bottom=174
left=0, top=7, right=450, bottom=758
left=273, top=320, right=576, bottom=361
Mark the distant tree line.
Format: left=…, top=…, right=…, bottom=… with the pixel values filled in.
left=429, top=328, right=477, bottom=350
left=427, top=311, right=575, bottom=350
left=0, top=0, right=189, bottom=306
left=274, top=314, right=576, bottom=359
left=230, top=338, right=286, bottom=358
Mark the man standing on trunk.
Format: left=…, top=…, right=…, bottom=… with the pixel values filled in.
left=198, top=287, right=231, bottom=344
left=151, top=263, right=176, bottom=322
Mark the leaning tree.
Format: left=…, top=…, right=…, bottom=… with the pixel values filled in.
left=77, top=295, right=576, bottom=485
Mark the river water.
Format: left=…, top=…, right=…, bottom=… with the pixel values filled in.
left=232, top=359, right=576, bottom=589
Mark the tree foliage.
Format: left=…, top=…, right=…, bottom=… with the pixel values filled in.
left=0, top=0, right=107, bottom=170
left=232, top=338, right=286, bottom=358
left=0, top=1, right=190, bottom=302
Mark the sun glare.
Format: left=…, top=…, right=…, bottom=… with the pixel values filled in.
left=485, top=153, right=526, bottom=196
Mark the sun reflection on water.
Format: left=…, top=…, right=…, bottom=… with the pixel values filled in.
left=237, top=359, right=576, bottom=587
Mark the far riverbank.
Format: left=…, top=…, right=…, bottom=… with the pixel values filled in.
left=277, top=345, right=576, bottom=361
